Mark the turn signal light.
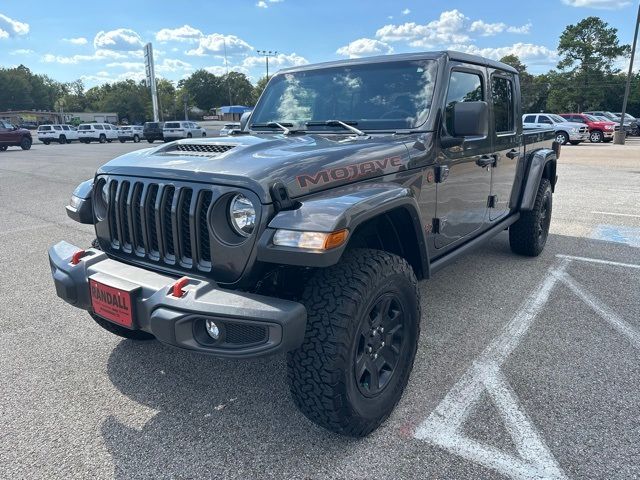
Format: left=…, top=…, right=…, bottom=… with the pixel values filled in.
left=273, top=229, right=349, bottom=250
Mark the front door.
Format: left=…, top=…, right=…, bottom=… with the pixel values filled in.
left=434, top=66, right=492, bottom=249
left=489, top=70, right=520, bottom=221
left=0, top=121, right=10, bottom=143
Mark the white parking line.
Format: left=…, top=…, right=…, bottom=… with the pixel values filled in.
left=415, top=254, right=640, bottom=479
left=591, top=211, right=640, bottom=218
left=555, top=254, right=640, bottom=270
left=415, top=259, right=570, bottom=480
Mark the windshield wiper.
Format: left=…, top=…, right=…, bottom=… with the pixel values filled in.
left=250, top=122, right=293, bottom=135
left=306, top=120, right=367, bottom=136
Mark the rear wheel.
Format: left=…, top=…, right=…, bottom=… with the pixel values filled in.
left=90, top=313, right=155, bottom=340
left=287, top=249, right=420, bottom=437
left=147, top=139, right=155, bottom=143
left=20, top=137, right=32, bottom=150
left=59, top=135, right=66, bottom=145
left=43, top=140, right=50, bottom=145
left=99, top=134, right=106, bottom=143
left=202, top=132, right=206, bottom=137
left=119, top=139, right=126, bottom=143
left=133, top=134, right=140, bottom=143
left=187, top=132, right=193, bottom=138
left=555, top=131, right=569, bottom=145
left=509, top=178, right=552, bottom=257
left=0, top=145, right=7, bottom=151
left=589, top=130, right=604, bottom=143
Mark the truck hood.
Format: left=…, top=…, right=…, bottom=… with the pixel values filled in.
left=555, top=121, right=586, bottom=129
left=96, top=133, right=415, bottom=203
left=589, top=121, right=616, bottom=128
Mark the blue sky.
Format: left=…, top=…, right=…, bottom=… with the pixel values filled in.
left=0, top=0, right=638, bottom=88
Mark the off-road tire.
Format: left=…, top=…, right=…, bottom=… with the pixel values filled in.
left=20, top=137, right=32, bottom=150
left=509, top=178, right=552, bottom=256
left=287, top=248, right=421, bottom=437
left=43, top=140, right=50, bottom=145
left=90, top=313, right=155, bottom=340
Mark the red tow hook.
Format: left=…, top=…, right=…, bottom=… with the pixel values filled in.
left=171, top=277, right=190, bottom=297
left=70, top=249, right=87, bottom=265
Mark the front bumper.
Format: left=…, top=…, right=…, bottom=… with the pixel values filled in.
left=49, top=241, right=307, bottom=358
left=568, top=132, right=589, bottom=141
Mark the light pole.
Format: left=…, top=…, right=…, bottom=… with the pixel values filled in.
left=614, top=1, right=640, bottom=145
left=256, top=50, right=278, bottom=80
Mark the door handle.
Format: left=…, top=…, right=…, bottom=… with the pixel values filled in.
left=476, top=155, right=496, bottom=168
left=506, top=149, right=518, bottom=159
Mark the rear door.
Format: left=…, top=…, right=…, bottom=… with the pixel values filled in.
left=488, top=69, right=520, bottom=221
left=0, top=121, right=10, bottom=143
left=434, top=65, right=492, bottom=249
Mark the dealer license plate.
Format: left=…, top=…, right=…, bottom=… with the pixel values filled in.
left=90, top=279, right=134, bottom=328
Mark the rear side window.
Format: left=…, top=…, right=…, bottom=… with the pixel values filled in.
left=62, top=125, right=70, bottom=130
left=523, top=115, right=536, bottom=123
left=95, top=124, right=104, bottom=130
left=39, top=126, right=52, bottom=131
left=538, top=116, right=552, bottom=124
left=444, top=71, right=483, bottom=135
left=165, top=122, right=180, bottom=128
left=491, top=76, right=514, bottom=133
left=53, top=125, right=62, bottom=130
left=79, top=125, right=91, bottom=130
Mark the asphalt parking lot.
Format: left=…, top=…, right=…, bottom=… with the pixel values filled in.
left=1, top=139, right=639, bottom=479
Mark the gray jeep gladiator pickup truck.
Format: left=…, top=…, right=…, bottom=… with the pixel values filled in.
left=49, top=51, right=558, bottom=437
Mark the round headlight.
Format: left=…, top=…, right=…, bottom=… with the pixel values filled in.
left=229, top=194, right=256, bottom=237
left=93, top=178, right=108, bottom=220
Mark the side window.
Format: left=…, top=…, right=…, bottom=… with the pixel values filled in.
left=491, top=76, right=514, bottom=133
left=62, top=125, right=69, bottom=130
left=444, top=70, right=483, bottom=135
left=538, top=116, right=552, bottom=124
left=523, top=115, right=536, bottom=123
left=95, top=124, right=104, bottom=130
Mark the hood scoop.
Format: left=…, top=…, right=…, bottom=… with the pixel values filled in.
left=164, top=143, right=237, bottom=157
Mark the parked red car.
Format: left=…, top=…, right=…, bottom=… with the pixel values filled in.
left=0, top=120, right=32, bottom=151
left=559, top=113, right=616, bottom=143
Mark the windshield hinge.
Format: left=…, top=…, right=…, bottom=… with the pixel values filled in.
left=270, top=181, right=300, bottom=212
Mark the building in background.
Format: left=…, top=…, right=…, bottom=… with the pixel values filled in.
left=0, top=110, right=61, bottom=127
left=210, top=106, right=252, bottom=121
left=65, top=112, right=119, bottom=124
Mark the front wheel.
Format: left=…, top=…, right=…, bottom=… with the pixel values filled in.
left=509, top=178, right=552, bottom=257
left=555, top=131, right=569, bottom=145
left=589, top=130, right=603, bottom=143
left=43, top=140, right=50, bottom=145
left=20, top=137, right=32, bottom=150
left=119, top=139, right=126, bottom=143
left=0, top=145, right=7, bottom=151
left=90, top=313, right=155, bottom=340
left=187, top=132, right=192, bottom=138
left=133, top=134, right=140, bottom=143
left=147, top=139, right=155, bottom=143
left=59, top=135, right=66, bottom=145
left=287, top=249, right=421, bottom=437
left=99, top=135, right=106, bottom=143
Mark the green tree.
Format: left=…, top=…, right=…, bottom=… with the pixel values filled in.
left=556, top=16, right=630, bottom=111
left=253, top=76, right=269, bottom=104
left=222, top=71, right=255, bottom=106
left=179, top=69, right=224, bottom=110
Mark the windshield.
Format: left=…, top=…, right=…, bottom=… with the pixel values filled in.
left=584, top=115, right=599, bottom=122
left=549, top=114, right=566, bottom=123
left=250, top=60, right=438, bottom=131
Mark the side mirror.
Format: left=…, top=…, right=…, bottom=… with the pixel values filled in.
left=453, top=101, right=488, bottom=137
left=240, top=111, right=252, bottom=131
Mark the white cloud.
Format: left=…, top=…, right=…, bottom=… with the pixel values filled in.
left=376, top=10, right=531, bottom=48
left=106, top=61, right=145, bottom=70
left=256, top=1, right=268, bottom=7
left=0, top=13, right=29, bottom=38
left=41, top=49, right=128, bottom=65
left=9, top=48, right=33, bottom=55
left=336, top=38, right=394, bottom=58
left=155, top=25, right=202, bottom=42
left=158, top=58, right=192, bottom=72
left=376, top=10, right=470, bottom=47
left=94, top=28, right=144, bottom=51
left=63, top=37, right=88, bottom=45
left=186, top=33, right=252, bottom=56
left=561, top=0, right=631, bottom=9
left=401, top=8, right=411, bottom=15
left=451, top=42, right=558, bottom=65
left=242, top=52, right=309, bottom=68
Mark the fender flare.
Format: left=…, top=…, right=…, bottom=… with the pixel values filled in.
left=256, top=183, right=430, bottom=278
left=66, top=178, right=94, bottom=224
left=519, top=149, right=557, bottom=211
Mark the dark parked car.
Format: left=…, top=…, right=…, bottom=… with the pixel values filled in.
left=143, top=121, right=164, bottom=143
left=0, top=120, right=32, bottom=151
left=49, top=51, right=558, bottom=437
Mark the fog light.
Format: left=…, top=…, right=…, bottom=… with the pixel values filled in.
left=205, top=320, right=220, bottom=340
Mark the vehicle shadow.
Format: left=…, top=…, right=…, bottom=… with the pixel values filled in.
left=103, top=341, right=356, bottom=479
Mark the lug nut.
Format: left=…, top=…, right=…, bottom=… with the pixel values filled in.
left=380, top=327, right=384, bottom=333
left=366, top=346, right=373, bottom=353
left=381, top=341, right=385, bottom=347
left=373, top=353, right=378, bottom=359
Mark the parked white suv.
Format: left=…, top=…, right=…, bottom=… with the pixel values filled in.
left=37, top=124, right=79, bottom=145
left=163, top=121, right=207, bottom=142
left=219, top=123, right=240, bottom=136
left=77, top=123, right=119, bottom=143
left=522, top=113, right=589, bottom=145
left=117, top=125, right=144, bottom=143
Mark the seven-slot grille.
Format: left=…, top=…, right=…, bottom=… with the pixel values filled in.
left=104, top=178, right=214, bottom=272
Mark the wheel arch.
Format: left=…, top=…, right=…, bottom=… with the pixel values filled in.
left=257, top=184, right=430, bottom=280
left=519, top=148, right=557, bottom=211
